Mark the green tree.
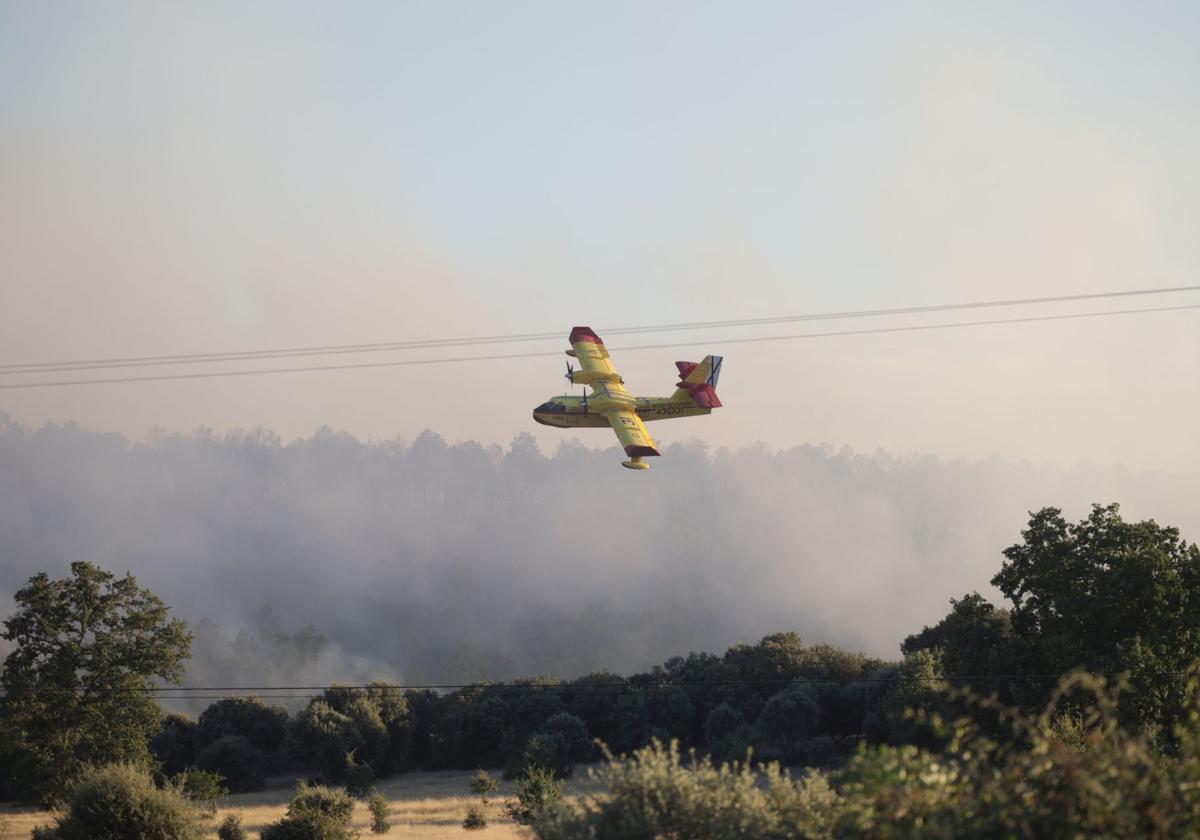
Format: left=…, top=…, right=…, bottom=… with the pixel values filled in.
left=470, top=768, right=499, bottom=804
left=197, top=697, right=289, bottom=765
left=196, top=735, right=265, bottom=793
left=0, top=562, right=192, bottom=805
left=1007, top=505, right=1197, bottom=735
left=521, top=712, right=591, bottom=777
left=757, top=682, right=822, bottom=760
left=151, top=713, right=200, bottom=778
left=904, top=505, right=1200, bottom=742
left=288, top=700, right=365, bottom=781
left=504, top=765, right=563, bottom=825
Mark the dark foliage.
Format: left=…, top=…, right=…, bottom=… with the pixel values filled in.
left=218, top=813, right=247, bottom=840
left=152, top=713, right=199, bottom=778
left=197, top=697, right=289, bottom=766
left=521, top=712, right=591, bottom=777
left=196, top=735, right=265, bottom=793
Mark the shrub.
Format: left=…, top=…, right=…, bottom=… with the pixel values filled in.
left=260, top=781, right=357, bottom=840
left=260, top=815, right=357, bottom=840
left=172, top=767, right=228, bottom=813
left=217, top=813, right=247, bottom=840
left=463, top=803, right=487, bottom=830
left=289, top=781, right=356, bottom=822
left=470, top=768, right=499, bottom=804
left=34, top=763, right=205, bottom=840
left=367, top=791, right=390, bottom=834
left=521, top=713, right=590, bottom=777
left=504, top=764, right=563, bottom=825
left=196, top=735, right=265, bottom=793
left=343, top=753, right=375, bottom=798
left=532, top=740, right=840, bottom=839
left=536, top=673, right=1200, bottom=839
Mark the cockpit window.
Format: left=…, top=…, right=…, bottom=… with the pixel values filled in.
left=536, top=401, right=566, bottom=413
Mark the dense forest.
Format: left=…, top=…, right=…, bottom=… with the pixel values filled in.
left=4, top=502, right=1199, bottom=827
left=2, top=415, right=1195, bottom=683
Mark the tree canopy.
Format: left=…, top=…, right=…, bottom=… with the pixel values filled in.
left=0, top=562, right=192, bottom=804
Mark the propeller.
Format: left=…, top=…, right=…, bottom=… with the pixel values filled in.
left=565, top=361, right=575, bottom=384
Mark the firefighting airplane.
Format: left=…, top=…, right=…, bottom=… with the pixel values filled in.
left=532, top=326, right=723, bottom=470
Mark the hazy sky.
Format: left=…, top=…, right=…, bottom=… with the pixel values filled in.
left=2, top=2, right=1198, bottom=473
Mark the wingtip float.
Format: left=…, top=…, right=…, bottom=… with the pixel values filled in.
left=532, top=326, right=724, bottom=470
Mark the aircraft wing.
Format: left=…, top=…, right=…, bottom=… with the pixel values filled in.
left=604, top=409, right=660, bottom=459
left=569, top=326, right=619, bottom=377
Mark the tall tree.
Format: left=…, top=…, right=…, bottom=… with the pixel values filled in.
left=0, top=562, right=192, bottom=804
left=994, top=503, right=1200, bottom=736
left=910, top=505, right=1200, bottom=741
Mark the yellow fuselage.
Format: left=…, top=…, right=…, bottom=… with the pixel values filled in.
left=533, top=394, right=711, bottom=428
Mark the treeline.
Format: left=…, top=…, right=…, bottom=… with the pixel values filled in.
left=4, top=502, right=1200, bottom=812
left=148, top=632, right=902, bottom=795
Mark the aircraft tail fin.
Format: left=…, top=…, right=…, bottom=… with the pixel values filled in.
left=671, top=355, right=723, bottom=408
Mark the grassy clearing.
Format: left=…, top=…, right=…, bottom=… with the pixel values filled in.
left=1, top=768, right=598, bottom=839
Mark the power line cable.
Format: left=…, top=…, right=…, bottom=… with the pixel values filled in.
left=1, top=303, right=1196, bottom=391
left=1, top=285, right=1197, bottom=376
left=0, top=670, right=1186, bottom=697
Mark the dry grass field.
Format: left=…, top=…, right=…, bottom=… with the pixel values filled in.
left=0, top=768, right=599, bottom=839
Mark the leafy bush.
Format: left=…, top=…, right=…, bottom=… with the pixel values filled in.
left=367, top=791, right=390, bottom=833
left=533, top=740, right=838, bottom=839
left=343, top=753, right=375, bottom=798
left=470, top=768, right=499, bottom=804
left=172, top=767, right=228, bottom=813
left=537, top=672, right=1200, bottom=839
left=462, top=803, right=487, bottom=830
left=217, top=813, right=247, bottom=840
left=504, top=764, right=563, bottom=825
left=260, top=781, right=357, bottom=840
left=521, top=712, right=591, bottom=777
left=196, top=735, right=265, bottom=793
left=34, top=763, right=205, bottom=840
left=290, top=781, right=356, bottom=822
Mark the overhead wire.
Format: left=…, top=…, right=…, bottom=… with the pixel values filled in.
left=1, top=302, right=1197, bottom=390
left=0, top=670, right=1188, bottom=699
left=1, top=285, right=1197, bottom=376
